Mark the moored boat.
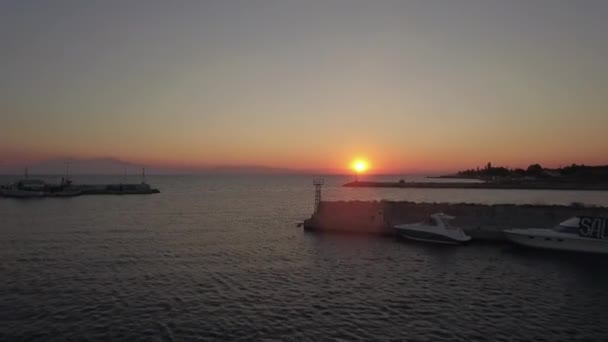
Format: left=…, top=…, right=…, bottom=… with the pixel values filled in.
left=504, top=216, right=608, bottom=254
left=393, top=213, right=471, bottom=244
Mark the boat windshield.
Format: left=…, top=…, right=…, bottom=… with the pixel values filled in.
left=427, top=216, right=455, bottom=229
left=425, top=217, right=438, bottom=226
left=443, top=220, right=455, bottom=229
left=552, top=217, right=580, bottom=234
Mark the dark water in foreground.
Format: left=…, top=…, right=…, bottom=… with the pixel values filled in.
left=2, top=175, right=608, bottom=341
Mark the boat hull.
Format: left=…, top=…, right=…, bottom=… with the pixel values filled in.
left=394, top=226, right=471, bottom=245
left=504, top=229, right=608, bottom=254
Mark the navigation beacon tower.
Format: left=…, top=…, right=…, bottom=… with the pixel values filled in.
left=313, top=178, right=324, bottom=213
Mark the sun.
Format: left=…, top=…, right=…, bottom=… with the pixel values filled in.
left=352, top=159, right=368, bottom=173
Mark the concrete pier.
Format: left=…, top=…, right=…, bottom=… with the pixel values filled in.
left=303, top=201, right=608, bottom=241
left=66, top=183, right=160, bottom=195
left=0, top=181, right=160, bottom=198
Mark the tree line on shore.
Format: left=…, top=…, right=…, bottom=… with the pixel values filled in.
left=457, top=163, right=608, bottom=181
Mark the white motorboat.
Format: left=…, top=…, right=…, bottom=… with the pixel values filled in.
left=394, top=213, right=471, bottom=244
left=504, top=216, right=608, bottom=254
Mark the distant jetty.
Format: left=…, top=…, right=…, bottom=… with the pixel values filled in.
left=343, top=180, right=608, bottom=191
left=0, top=178, right=160, bottom=198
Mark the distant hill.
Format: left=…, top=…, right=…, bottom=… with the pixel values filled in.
left=205, top=165, right=315, bottom=175
left=0, top=158, right=156, bottom=175
left=451, top=162, right=608, bottom=182
left=0, top=157, right=323, bottom=175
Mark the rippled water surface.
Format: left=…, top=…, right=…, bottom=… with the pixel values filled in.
left=2, top=175, right=608, bottom=341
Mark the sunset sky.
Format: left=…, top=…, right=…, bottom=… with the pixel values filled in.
left=2, top=0, right=607, bottom=173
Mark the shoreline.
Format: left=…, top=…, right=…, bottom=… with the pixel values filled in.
left=343, top=180, right=608, bottom=191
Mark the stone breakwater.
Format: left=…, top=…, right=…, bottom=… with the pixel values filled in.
left=303, top=201, right=608, bottom=240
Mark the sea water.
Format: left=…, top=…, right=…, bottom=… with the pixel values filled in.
left=2, top=175, right=608, bottom=341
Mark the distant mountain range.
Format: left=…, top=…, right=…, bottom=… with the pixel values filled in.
left=0, top=158, right=150, bottom=175
left=0, top=157, right=328, bottom=175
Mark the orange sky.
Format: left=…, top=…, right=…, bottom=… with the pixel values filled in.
left=2, top=1, right=607, bottom=173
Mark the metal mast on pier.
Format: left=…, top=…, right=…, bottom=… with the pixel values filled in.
left=65, top=161, right=71, bottom=181
left=313, top=178, right=324, bottom=213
